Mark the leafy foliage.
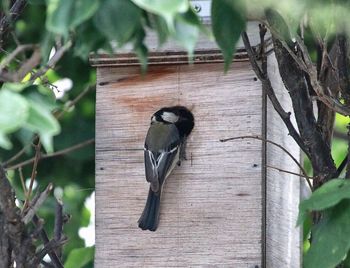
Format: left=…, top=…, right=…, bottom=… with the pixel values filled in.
left=211, top=0, right=246, bottom=71
left=0, top=85, right=59, bottom=152
left=298, top=179, right=350, bottom=267
left=64, top=246, right=95, bottom=268
left=297, top=179, right=350, bottom=225
left=305, top=200, right=350, bottom=268
left=94, top=0, right=142, bottom=44
left=46, top=0, right=99, bottom=36
left=132, top=0, right=189, bottom=30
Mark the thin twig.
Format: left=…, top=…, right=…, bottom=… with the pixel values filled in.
left=32, top=215, right=64, bottom=268
left=56, top=85, right=94, bottom=119
left=0, top=44, right=36, bottom=73
left=15, top=48, right=41, bottom=81
left=35, top=237, right=68, bottom=265
left=23, top=141, right=41, bottom=210
left=18, top=167, right=27, bottom=195
left=3, top=144, right=31, bottom=167
left=29, top=40, right=72, bottom=81
left=295, top=35, right=350, bottom=116
left=22, top=183, right=53, bottom=224
left=54, top=198, right=63, bottom=241
left=41, top=260, right=55, bottom=268
left=266, top=164, right=311, bottom=179
left=220, top=135, right=313, bottom=189
left=54, top=198, right=63, bottom=259
left=6, top=138, right=95, bottom=170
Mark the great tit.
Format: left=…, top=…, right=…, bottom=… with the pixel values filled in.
left=138, top=106, right=194, bottom=231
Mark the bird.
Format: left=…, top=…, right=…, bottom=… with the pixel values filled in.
left=138, top=106, right=194, bottom=231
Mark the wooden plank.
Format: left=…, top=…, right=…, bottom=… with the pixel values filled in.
left=265, top=53, right=302, bottom=267
left=95, top=62, right=263, bottom=267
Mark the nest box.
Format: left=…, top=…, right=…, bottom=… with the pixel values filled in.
left=91, top=2, right=302, bottom=267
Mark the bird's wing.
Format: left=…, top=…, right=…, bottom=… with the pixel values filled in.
left=144, top=123, right=180, bottom=192
left=144, top=147, right=179, bottom=192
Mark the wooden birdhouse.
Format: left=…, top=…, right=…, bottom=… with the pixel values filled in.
left=91, top=2, right=302, bottom=267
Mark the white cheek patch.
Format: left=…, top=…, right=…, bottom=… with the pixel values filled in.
left=161, top=112, right=179, bottom=123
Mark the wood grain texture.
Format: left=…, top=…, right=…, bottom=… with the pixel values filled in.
left=95, top=62, right=263, bottom=267
left=265, top=53, right=302, bottom=268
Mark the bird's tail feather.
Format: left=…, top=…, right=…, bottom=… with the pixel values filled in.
left=138, top=188, right=161, bottom=231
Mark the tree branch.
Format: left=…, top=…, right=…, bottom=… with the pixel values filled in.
left=241, top=30, right=311, bottom=159
left=15, top=48, right=41, bottom=81
left=6, top=138, right=95, bottom=170
left=0, top=0, right=28, bottom=49
left=34, top=237, right=68, bottom=266
left=23, top=141, right=41, bottom=211
left=0, top=44, right=36, bottom=74
left=30, top=40, right=72, bottom=81
left=54, top=198, right=63, bottom=259
left=56, top=85, right=95, bottom=119
left=266, top=164, right=311, bottom=179
left=264, top=12, right=337, bottom=185
left=22, top=183, right=53, bottom=224
left=0, top=165, right=38, bottom=267
left=295, top=35, right=350, bottom=116
left=32, top=215, right=64, bottom=268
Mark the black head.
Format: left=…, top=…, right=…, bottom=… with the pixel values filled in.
left=151, top=106, right=194, bottom=138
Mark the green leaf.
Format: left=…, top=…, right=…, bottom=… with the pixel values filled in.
left=303, top=213, right=312, bottom=241
left=172, top=9, right=200, bottom=57
left=131, top=0, right=189, bottom=29
left=265, top=8, right=292, bottom=45
left=64, top=246, right=95, bottom=268
left=0, top=89, right=29, bottom=133
left=0, top=132, right=12, bottom=150
left=46, top=0, right=74, bottom=35
left=211, top=0, right=246, bottom=71
left=80, top=206, right=91, bottom=227
left=24, top=85, right=58, bottom=111
left=335, top=113, right=350, bottom=133
left=135, top=44, right=148, bottom=73
left=46, top=0, right=99, bottom=36
left=297, top=179, right=350, bottom=225
left=150, top=15, right=169, bottom=46
left=94, top=0, right=142, bottom=45
left=74, top=20, right=107, bottom=60
left=70, top=0, right=99, bottom=29
left=24, top=101, right=60, bottom=152
left=304, top=200, right=350, bottom=268
left=40, top=32, right=55, bottom=64
left=2, top=82, right=30, bottom=92
left=16, top=128, right=36, bottom=148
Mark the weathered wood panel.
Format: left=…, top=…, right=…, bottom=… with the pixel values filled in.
left=265, top=53, right=302, bottom=267
left=95, top=62, right=263, bottom=267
